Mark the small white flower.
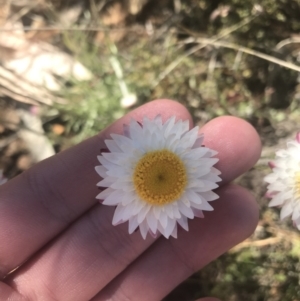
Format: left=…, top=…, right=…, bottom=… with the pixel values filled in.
left=95, top=116, right=221, bottom=239
left=265, top=133, right=300, bottom=229
left=0, top=170, right=7, bottom=185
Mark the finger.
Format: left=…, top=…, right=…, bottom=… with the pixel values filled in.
left=91, top=185, right=258, bottom=301
left=6, top=205, right=156, bottom=301
left=0, top=282, right=23, bottom=301
left=200, top=116, right=261, bottom=184
left=0, top=99, right=192, bottom=278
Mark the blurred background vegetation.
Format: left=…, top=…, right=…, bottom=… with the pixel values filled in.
left=1, top=0, right=300, bottom=300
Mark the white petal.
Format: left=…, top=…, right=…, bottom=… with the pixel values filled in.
left=131, top=199, right=146, bottom=215
left=102, top=189, right=124, bottom=206
left=269, top=193, right=286, bottom=207
left=120, top=192, right=136, bottom=206
left=172, top=204, right=181, bottom=219
left=110, top=134, right=135, bottom=153
left=185, top=189, right=203, bottom=204
left=146, top=210, right=158, bottom=233
left=153, top=206, right=161, bottom=219
left=105, top=139, right=122, bottom=152
left=139, top=220, right=149, bottom=239
left=203, top=172, right=222, bottom=182
left=201, top=191, right=219, bottom=201
left=177, top=216, right=189, bottom=231
left=97, top=176, right=116, bottom=187
left=95, top=165, right=107, bottom=178
left=120, top=202, right=136, bottom=221
left=292, top=207, right=300, bottom=220
left=163, top=218, right=176, bottom=238
left=211, top=167, right=221, bottom=175
left=163, top=115, right=176, bottom=136
left=193, top=180, right=219, bottom=192
left=96, top=188, right=115, bottom=200
left=137, top=204, right=151, bottom=223
left=159, top=210, right=168, bottom=228
left=192, top=135, right=204, bottom=149
left=178, top=201, right=194, bottom=219
left=170, top=223, right=178, bottom=238
left=264, top=173, right=278, bottom=183
left=280, top=203, right=293, bottom=220
left=295, top=218, right=300, bottom=230
left=154, top=115, right=163, bottom=127
left=97, top=156, right=118, bottom=170
left=112, top=205, right=126, bottom=225
left=128, top=216, right=139, bottom=234
left=191, top=199, right=214, bottom=211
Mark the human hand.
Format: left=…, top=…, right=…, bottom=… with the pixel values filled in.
left=0, top=99, right=261, bottom=301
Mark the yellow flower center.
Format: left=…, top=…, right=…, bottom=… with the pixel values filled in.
left=133, top=150, right=187, bottom=205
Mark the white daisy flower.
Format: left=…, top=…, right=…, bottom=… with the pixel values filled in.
left=95, top=116, right=221, bottom=239
left=0, top=170, right=7, bottom=185
left=265, top=133, right=300, bottom=229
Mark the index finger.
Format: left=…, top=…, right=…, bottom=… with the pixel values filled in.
left=0, top=99, right=192, bottom=278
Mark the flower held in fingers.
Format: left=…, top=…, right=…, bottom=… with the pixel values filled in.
left=96, top=116, right=221, bottom=239
left=265, top=133, right=300, bottom=229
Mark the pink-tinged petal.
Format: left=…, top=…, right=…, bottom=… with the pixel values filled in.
left=296, top=132, right=300, bottom=143
left=265, top=190, right=278, bottom=199
left=149, top=229, right=158, bottom=238
left=268, top=161, right=276, bottom=169
left=123, top=124, right=130, bottom=138
left=192, top=208, right=204, bottom=218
